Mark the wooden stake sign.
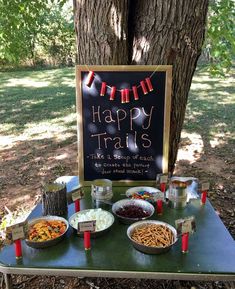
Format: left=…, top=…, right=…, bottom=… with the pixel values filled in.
left=6, top=221, right=27, bottom=258
left=160, top=175, right=168, bottom=193
left=201, top=182, right=210, bottom=205
left=175, top=216, right=196, bottom=253
left=77, top=220, right=96, bottom=250
left=72, top=188, right=84, bottom=213
left=155, top=191, right=165, bottom=215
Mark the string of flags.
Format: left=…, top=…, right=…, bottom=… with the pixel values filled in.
left=85, top=71, right=154, bottom=103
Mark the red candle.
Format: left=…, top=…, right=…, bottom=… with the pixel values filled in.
left=160, top=182, right=166, bottom=193
left=121, top=89, right=126, bottom=103
left=100, top=82, right=107, bottom=96
left=182, top=233, right=189, bottom=253
left=75, top=199, right=80, bottom=212
left=125, top=88, right=130, bottom=103
left=140, top=81, right=148, bottom=95
left=86, top=71, right=94, bottom=87
left=110, top=86, right=116, bottom=100
left=156, top=200, right=163, bottom=215
left=132, top=86, right=139, bottom=100
left=84, top=231, right=91, bottom=250
left=14, top=239, right=22, bottom=258
left=201, top=190, right=207, bottom=204
left=145, top=77, right=153, bottom=91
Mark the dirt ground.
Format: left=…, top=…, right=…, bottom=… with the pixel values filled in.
left=0, top=131, right=235, bottom=288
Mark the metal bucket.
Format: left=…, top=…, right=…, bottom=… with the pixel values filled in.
left=91, top=179, right=113, bottom=209
left=168, top=182, right=187, bottom=209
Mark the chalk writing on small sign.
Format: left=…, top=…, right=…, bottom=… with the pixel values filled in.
left=155, top=191, right=165, bottom=201
left=201, top=182, right=210, bottom=191
left=77, top=220, right=96, bottom=233
left=175, top=216, right=196, bottom=235
left=160, top=175, right=168, bottom=184
left=72, top=189, right=84, bottom=202
left=7, top=221, right=27, bottom=241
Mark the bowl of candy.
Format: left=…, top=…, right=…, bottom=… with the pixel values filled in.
left=127, top=220, right=178, bottom=254
left=126, top=186, right=162, bottom=203
left=25, top=216, right=69, bottom=249
left=112, top=199, right=155, bottom=224
left=69, top=208, right=114, bottom=238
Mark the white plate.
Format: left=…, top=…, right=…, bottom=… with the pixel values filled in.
left=126, top=186, right=163, bottom=202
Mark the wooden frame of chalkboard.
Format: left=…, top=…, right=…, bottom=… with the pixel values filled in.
left=76, top=65, right=172, bottom=186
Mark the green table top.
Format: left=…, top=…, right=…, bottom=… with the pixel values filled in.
left=0, top=187, right=235, bottom=280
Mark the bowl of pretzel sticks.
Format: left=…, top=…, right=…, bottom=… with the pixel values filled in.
left=127, top=220, right=178, bottom=254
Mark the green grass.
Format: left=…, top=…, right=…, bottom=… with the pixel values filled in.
left=0, top=67, right=76, bottom=136
left=183, top=67, right=235, bottom=157
left=0, top=66, right=234, bottom=155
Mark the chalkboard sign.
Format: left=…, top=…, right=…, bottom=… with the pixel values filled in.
left=76, top=65, right=172, bottom=186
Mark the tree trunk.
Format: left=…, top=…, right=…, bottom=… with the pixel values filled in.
left=73, top=0, right=129, bottom=64
left=73, top=0, right=209, bottom=173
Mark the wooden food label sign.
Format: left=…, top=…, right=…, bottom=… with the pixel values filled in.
left=6, top=221, right=28, bottom=242
left=201, top=182, right=210, bottom=191
left=175, top=216, right=196, bottom=235
left=72, top=189, right=84, bottom=202
left=77, top=220, right=96, bottom=233
left=160, top=175, right=168, bottom=184
left=76, top=65, right=172, bottom=185
left=155, top=191, right=165, bottom=201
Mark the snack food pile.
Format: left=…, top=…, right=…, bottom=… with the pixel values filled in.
left=131, top=191, right=152, bottom=201
left=131, top=224, right=174, bottom=248
left=28, top=220, right=67, bottom=242
left=116, top=205, right=150, bottom=219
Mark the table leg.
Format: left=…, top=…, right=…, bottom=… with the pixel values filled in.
left=4, top=274, right=12, bottom=289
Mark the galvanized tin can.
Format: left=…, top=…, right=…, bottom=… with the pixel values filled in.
left=91, top=179, right=113, bottom=208
left=168, top=181, right=187, bottom=209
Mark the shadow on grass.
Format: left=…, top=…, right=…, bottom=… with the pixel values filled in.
left=183, top=69, right=235, bottom=157
left=0, top=67, right=76, bottom=134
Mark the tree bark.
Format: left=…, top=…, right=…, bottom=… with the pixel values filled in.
left=73, top=0, right=129, bottom=64
left=130, top=0, right=209, bottom=172
left=73, top=0, right=209, bottom=173
left=42, top=183, right=67, bottom=216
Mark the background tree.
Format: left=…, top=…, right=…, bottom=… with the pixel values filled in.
left=203, top=0, right=235, bottom=76
left=73, top=0, right=209, bottom=173
left=0, top=0, right=75, bottom=66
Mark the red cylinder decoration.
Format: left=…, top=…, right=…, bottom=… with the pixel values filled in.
left=140, top=81, right=148, bottom=95
left=201, top=191, right=207, bottom=205
left=75, top=199, right=80, bottom=212
left=125, top=88, right=130, bottom=103
left=182, top=233, right=189, bottom=253
left=156, top=200, right=163, bottom=215
left=160, top=183, right=166, bottom=193
left=100, top=82, right=107, bottom=96
left=110, top=86, right=116, bottom=100
left=84, top=231, right=91, bottom=250
left=14, top=239, right=22, bottom=258
left=121, top=89, right=126, bottom=103
left=145, top=77, right=153, bottom=91
left=86, top=71, right=94, bottom=87
left=132, top=86, right=139, bottom=100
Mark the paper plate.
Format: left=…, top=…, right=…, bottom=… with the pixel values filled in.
left=126, top=186, right=163, bottom=202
